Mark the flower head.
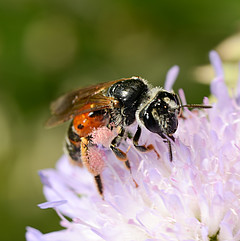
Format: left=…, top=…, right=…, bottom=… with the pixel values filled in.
left=26, top=51, right=240, bottom=241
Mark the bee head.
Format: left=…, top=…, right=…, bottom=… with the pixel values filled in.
left=139, top=90, right=180, bottom=137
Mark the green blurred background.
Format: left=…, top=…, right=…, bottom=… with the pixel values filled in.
left=1, top=0, right=240, bottom=240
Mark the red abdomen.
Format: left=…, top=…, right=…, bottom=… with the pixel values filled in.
left=73, top=104, right=109, bottom=137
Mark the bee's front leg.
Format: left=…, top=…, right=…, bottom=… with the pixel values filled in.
left=133, top=125, right=160, bottom=158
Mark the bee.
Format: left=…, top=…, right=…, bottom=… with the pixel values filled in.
left=46, top=77, right=211, bottom=196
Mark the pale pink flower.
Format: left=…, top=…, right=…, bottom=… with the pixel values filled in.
left=26, top=51, right=240, bottom=241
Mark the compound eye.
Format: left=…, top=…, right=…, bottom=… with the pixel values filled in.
left=139, top=104, right=163, bottom=135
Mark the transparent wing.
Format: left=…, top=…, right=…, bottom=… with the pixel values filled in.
left=45, top=78, right=128, bottom=127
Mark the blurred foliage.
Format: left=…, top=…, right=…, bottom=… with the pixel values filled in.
left=1, top=0, right=240, bottom=240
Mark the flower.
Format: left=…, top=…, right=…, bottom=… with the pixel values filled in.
left=26, top=51, right=240, bottom=241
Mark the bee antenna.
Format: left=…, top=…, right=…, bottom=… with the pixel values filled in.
left=180, top=104, right=212, bottom=109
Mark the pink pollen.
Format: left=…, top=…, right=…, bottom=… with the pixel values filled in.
left=86, top=147, right=105, bottom=175
left=91, top=126, right=117, bottom=147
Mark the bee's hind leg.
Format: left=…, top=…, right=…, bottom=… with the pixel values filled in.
left=94, top=174, right=104, bottom=198
left=80, top=137, right=105, bottom=198
left=66, top=123, right=105, bottom=197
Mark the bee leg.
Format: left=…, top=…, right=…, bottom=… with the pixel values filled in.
left=66, top=124, right=104, bottom=197
left=124, top=160, right=138, bottom=188
left=133, top=126, right=160, bottom=158
left=110, top=128, right=138, bottom=187
left=94, top=174, right=104, bottom=198
left=66, top=122, right=82, bottom=166
left=110, top=127, right=128, bottom=161
left=81, top=137, right=105, bottom=198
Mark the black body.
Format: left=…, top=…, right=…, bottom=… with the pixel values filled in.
left=107, top=77, right=149, bottom=126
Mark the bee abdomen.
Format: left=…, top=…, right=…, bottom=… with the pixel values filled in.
left=66, top=122, right=82, bottom=164
left=66, top=139, right=82, bottom=163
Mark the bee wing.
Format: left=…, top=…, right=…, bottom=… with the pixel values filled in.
left=45, top=79, right=125, bottom=128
